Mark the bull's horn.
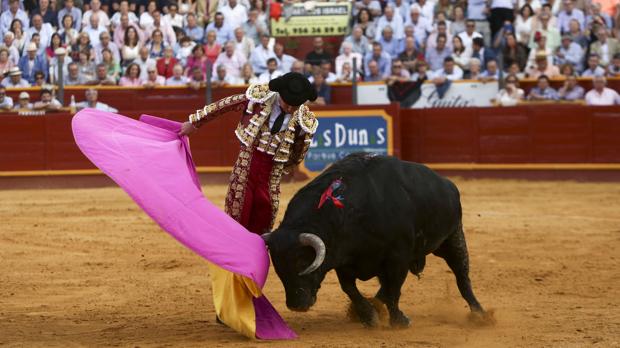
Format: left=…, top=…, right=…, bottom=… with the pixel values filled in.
left=261, top=232, right=272, bottom=243
left=298, top=233, right=326, bottom=276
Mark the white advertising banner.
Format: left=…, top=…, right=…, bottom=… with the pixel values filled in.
left=411, top=80, right=499, bottom=108
left=357, top=83, right=391, bottom=105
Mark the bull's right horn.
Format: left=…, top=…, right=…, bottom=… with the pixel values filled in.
left=298, top=233, right=326, bottom=276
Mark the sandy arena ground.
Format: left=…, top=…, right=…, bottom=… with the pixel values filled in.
left=1, top=178, right=619, bottom=347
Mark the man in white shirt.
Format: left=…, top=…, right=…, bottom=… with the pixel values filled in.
left=233, top=27, right=254, bottom=59
left=411, top=0, right=434, bottom=22
left=0, top=0, right=29, bottom=38
left=220, top=0, right=247, bottom=31
left=585, top=76, right=620, bottom=105
left=83, top=13, right=107, bottom=47
left=25, top=15, right=53, bottom=50
left=0, top=85, right=13, bottom=111
left=250, top=34, right=275, bottom=75
left=458, top=20, right=483, bottom=52
left=94, top=31, right=120, bottom=64
left=406, top=6, right=432, bottom=48
left=166, top=64, right=189, bottom=86
left=258, top=58, right=283, bottom=83
left=110, top=0, right=139, bottom=30
left=149, top=11, right=176, bottom=46
left=142, top=65, right=166, bottom=87
left=82, top=0, right=110, bottom=29
left=213, top=41, right=246, bottom=78
left=375, top=5, right=405, bottom=41
left=430, top=57, right=464, bottom=81
left=274, top=42, right=295, bottom=74
left=3, top=32, right=20, bottom=65
left=135, top=46, right=156, bottom=80
left=212, top=64, right=240, bottom=86
left=163, top=3, right=184, bottom=29
left=48, top=47, right=72, bottom=85
left=1, top=67, right=31, bottom=87
left=76, top=88, right=118, bottom=112
left=335, top=41, right=363, bottom=77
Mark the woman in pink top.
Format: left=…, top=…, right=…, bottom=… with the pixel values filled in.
left=185, top=45, right=208, bottom=79
left=119, top=63, right=144, bottom=86
left=204, top=30, right=221, bottom=64
left=0, top=47, right=14, bottom=77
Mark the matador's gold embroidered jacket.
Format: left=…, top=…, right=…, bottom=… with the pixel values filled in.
left=188, top=83, right=319, bottom=227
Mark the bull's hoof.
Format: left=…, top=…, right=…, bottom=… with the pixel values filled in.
left=347, top=302, right=380, bottom=327
left=389, top=312, right=411, bottom=329
left=468, top=309, right=496, bottom=326
left=360, top=309, right=380, bottom=328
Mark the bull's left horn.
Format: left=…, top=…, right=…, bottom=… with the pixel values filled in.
left=298, top=233, right=326, bottom=276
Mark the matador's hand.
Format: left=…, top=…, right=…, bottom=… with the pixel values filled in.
left=179, top=121, right=198, bottom=136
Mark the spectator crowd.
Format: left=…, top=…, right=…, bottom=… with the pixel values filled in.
left=0, top=0, right=619, bottom=111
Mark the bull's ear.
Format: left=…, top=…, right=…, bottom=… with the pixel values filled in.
left=261, top=231, right=272, bottom=243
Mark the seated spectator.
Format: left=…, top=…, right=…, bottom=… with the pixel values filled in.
left=115, top=13, right=145, bottom=50
left=502, top=32, right=528, bottom=72
left=365, top=60, right=383, bottom=82
left=495, top=74, right=525, bottom=106
left=0, top=85, right=13, bottom=111
left=142, top=65, right=166, bottom=88
left=139, top=0, right=157, bottom=30
left=589, top=28, right=619, bottom=67
left=555, top=34, right=583, bottom=72
left=26, top=33, right=46, bottom=57
left=305, top=37, right=331, bottom=67
left=529, top=13, right=560, bottom=51
left=466, top=58, right=482, bottom=79
left=3, top=32, right=20, bottom=66
left=480, top=59, right=500, bottom=81
left=165, top=64, right=189, bottom=86
left=317, top=60, right=337, bottom=83
left=65, top=62, right=85, bottom=85
left=310, top=72, right=331, bottom=106
left=341, top=26, right=370, bottom=57
left=526, top=51, right=560, bottom=78
left=135, top=46, right=156, bottom=80
left=83, top=13, right=107, bottom=48
left=71, top=32, right=95, bottom=63
left=365, top=42, right=392, bottom=77
left=385, top=59, right=410, bottom=86
left=93, top=31, right=120, bottom=64
left=87, top=63, right=116, bottom=85
left=249, top=34, right=273, bottom=75
left=566, top=18, right=588, bottom=48
left=239, top=63, right=258, bottom=85
left=527, top=34, right=553, bottom=68
left=185, top=44, right=209, bottom=79
left=356, top=8, right=378, bottom=40
left=2, top=67, right=31, bottom=87
left=451, top=36, right=471, bottom=72
left=49, top=47, right=72, bottom=84
left=410, top=61, right=430, bottom=83
left=120, top=26, right=141, bottom=65
left=584, top=75, right=620, bottom=105
left=119, top=63, right=143, bottom=86
left=19, top=43, right=48, bottom=84
left=33, top=88, right=62, bottom=111
left=425, top=34, right=452, bottom=71
left=101, top=48, right=121, bottom=82
left=336, top=62, right=354, bottom=83
left=528, top=75, right=559, bottom=101
left=147, top=29, right=167, bottom=59
left=187, top=67, right=206, bottom=90
left=0, top=47, right=16, bottom=77
left=76, top=49, right=96, bottom=82
left=45, top=33, right=65, bottom=61
left=14, top=91, right=33, bottom=110
left=377, top=26, right=403, bottom=59
left=32, top=0, right=58, bottom=28
left=241, top=8, right=267, bottom=44
left=203, top=30, right=221, bottom=64
left=558, top=74, right=585, bottom=101
left=110, top=0, right=138, bottom=30
left=515, top=4, right=535, bottom=45
left=375, top=5, right=404, bottom=41
left=290, top=60, right=305, bottom=76
left=59, top=14, right=79, bottom=47
left=399, top=37, right=422, bottom=75
left=274, top=43, right=295, bottom=74
left=148, top=11, right=176, bottom=47
left=163, top=2, right=184, bottom=29
left=608, top=53, right=620, bottom=77
left=76, top=88, right=118, bottom=112
left=560, top=63, right=576, bottom=77
left=427, top=21, right=453, bottom=51
left=458, top=20, right=483, bottom=52
left=213, top=41, right=246, bottom=79
left=175, top=36, right=196, bottom=66
left=157, top=46, right=178, bottom=79
left=430, top=56, right=464, bottom=81
left=57, top=0, right=82, bottom=29
left=471, top=37, right=496, bottom=69
left=1, top=0, right=29, bottom=37
left=33, top=71, right=46, bottom=86
left=184, top=13, right=204, bottom=44
left=82, top=0, right=110, bottom=30
left=211, top=64, right=237, bottom=87
left=258, top=58, right=283, bottom=83
left=205, top=12, right=233, bottom=46
left=233, top=27, right=254, bottom=60
left=581, top=54, right=606, bottom=77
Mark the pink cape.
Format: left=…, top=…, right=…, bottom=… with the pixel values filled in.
left=72, top=109, right=296, bottom=340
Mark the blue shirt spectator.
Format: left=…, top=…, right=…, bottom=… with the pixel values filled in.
left=557, top=1, right=585, bottom=33
left=57, top=0, right=82, bottom=30
left=376, top=27, right=403, bottom=59
left=1, top=0, right=29, bottom=37
left=18, top=43, right=48, bottom=84
left=184, top=13, right=204, bottom=44
left=555, top=36, right=583, bottom=70
left=364, top=42, right=392, bottom=77
left=425, top=34, right=452, bottom=71
left=528, top=75, right=559, bottom=101
left=205, top=13, right=233, bottom=46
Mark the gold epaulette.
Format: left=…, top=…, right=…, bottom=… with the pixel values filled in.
left=297, top=105, right=319, bottom=135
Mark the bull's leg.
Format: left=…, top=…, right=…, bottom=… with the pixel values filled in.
left=376, top=264, right=411, bottom=328
left=336, top=269, right=379, bottom=327
left=433, top=225, right=484, bottom=313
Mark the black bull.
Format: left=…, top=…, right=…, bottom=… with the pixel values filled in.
left=263, top=153, right=489, bottom=327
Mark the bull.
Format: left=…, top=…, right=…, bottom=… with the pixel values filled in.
left=263, top=153, right=490, bottom=328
